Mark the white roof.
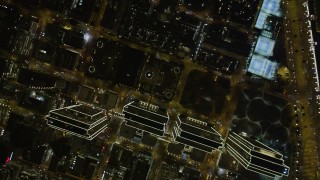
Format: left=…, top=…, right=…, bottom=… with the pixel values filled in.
left=255, top=11, right=268, bottom=29
left=248, top=55, right=278, bottom=80
left=254, top=36, right=275, bottom=57
left=261, top=0, right=282, bottom=17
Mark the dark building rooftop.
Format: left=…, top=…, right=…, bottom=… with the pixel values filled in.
left=262, top=16, right=282, bottom=39
left=0, top=80, right=21, bottom=99
left=108, top=144, right=122, bottom=167
left=131, top=0, right=150, bottom=11
left=17, top=68, right=56, bottom=89
left=136, top=13, right=167, bottom=44
left=69, top=0, right=96, bottom=23
left=56, top=48, right=80, bottom=71
left=9, top=30, right=34, bottom=56
left=33, top=40, right=57, bottom=63
left=50, top=137, right=71, bottom=158
left=0, top=28, right=16, bottom=50
left=0, top=60, right=5, bottom=78
left=22, top=145, right=47, bottom=164
left=183, top=0, right=208, bottom=11
left=180, top=70, right=229, bottom=115
left=198, top=50, right=239, bottom=74
left=119, top=150, right=134, bottom=170
left=86, top=39, right=120, bottom=82
left=16, top=15, right=39, bottom=34
left=0, top=4, right=19, bottom=30
left=115, top=46, right=145, bottom=88
left=171, top=21, right=197, bottom=55
left=167, top=143, right=184, bottom=155
left=101, top=91, right=118, bottom=110
left=139, top=57, right=183, bottom=101
left=41, top=0, right=74, bottom=12
left=0, top=138, right=13, bottom=165
left=217, top=153, right=240, bottom=173
left=61, top=29, right=85, bottom=49
left=132, top=160, right=150, bottom=180
left=54, top=78, right=81, bottom=96
left=6, top=112, right=31, bottom=131
left=77, top=85, right=94, bottom=102
left=84, top=162, right=97, bottom=179
left=157, top=0, right=178, bottom=11
left=204, top=25, right=251, bottom=57
left=77, top=86, right=118, bottom=110
left=18, top=90, right=54, bottom=114
left=105, top=144, right=153, bottom=179
left=7, top=116, right=39, bottom=148
left=176, top=12, right=200, bottom=30
left=181, top=166, right=201, bottom=180
left=100, top=0, right=128, bottom=31
left=70, top=155, right=98, bottom=178
left=44, top=22, right=63, bottom=43
left=229, top=0, right=259, bottom=27
left=189, top=148, right=206, bottom=162
left=141, top=133, right=158, bottom=147
left=157, top=162, right=179, bottom=180
left=70, top=154, right=86, bottom=177
left=119, top=123, right=136, bottom=139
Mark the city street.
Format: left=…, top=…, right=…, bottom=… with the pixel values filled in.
left=2, top=0, right=318, bottom=179
left=283, top=0, right=320, bottom=178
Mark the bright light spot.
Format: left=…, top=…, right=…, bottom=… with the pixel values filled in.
left=63, top=25, right=72, bottom=30
left=84, top=32, right=91, bottom=43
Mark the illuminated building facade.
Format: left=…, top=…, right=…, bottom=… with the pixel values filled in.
left=122, top=100, right=169, bottom=137
left=225, top=132, right=289, bottom=178
left=172, top=115, right=223, bottom=152
left=46, top=104, right=110, bottom=140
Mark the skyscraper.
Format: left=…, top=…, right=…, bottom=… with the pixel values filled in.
left=122, top=100, right=169, bottom=137
left=46, top=104, right=110, bottom=140
left=225, top=132, right=289, bottom=178
left=172, top=115, right=223, bottom=152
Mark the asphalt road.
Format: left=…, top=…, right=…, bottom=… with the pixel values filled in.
left=283, top=0, right=320, bottom=178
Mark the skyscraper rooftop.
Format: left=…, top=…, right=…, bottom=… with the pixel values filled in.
left=172, top=115, right=223, bottom=153
left=122, top=100, right=169, bottom=137
left=225, top=132, right=289, bottom=178
left=46, top=104, right=110, bottom=140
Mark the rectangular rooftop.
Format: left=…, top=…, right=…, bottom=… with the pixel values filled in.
left=174, top=115, right=223, bottom=152
left=122, top=100, right=169, bottom=137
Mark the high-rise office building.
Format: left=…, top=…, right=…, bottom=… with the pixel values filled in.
left=225, top=132, right=289, bottom=178
left=46, top=104, right=110, bottom=140
left=122, top=100, right=169, bottom=137
left=172, top=115, right=223, bottom=153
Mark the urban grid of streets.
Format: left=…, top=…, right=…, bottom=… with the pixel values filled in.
left=1, top=0, right=320, bottom=179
